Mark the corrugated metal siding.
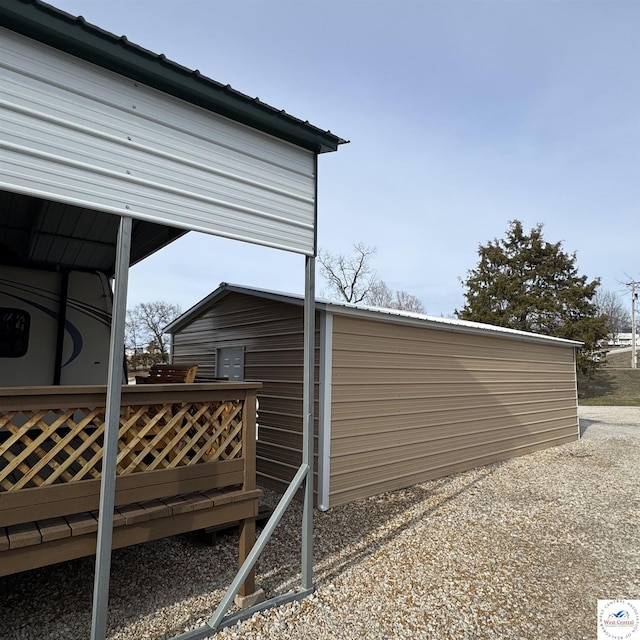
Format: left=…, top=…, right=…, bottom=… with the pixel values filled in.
left=171, top=293, right=320, bottom=494
left=329, top=315, right=578, bottom=507
left=0, top=28, right=317, bottom=255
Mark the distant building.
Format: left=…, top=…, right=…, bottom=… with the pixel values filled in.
left=607, top=333, right=637, bottom=347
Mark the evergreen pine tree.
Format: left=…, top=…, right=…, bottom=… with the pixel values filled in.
left=458, top=220, right=607, bottom=374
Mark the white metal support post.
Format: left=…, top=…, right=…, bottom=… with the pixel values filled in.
left=302, top=254, right=315, bottom=589
left=171, top=254, right=317, bottom=640
left=91, top=215, right=132, bottom=640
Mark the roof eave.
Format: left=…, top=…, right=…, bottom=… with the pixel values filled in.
left=164, top=283, right=230, bottom=334
left=166, top=283, right=582, bottom=349
left=330, top=304, right=583, bottom=348
left=1, top=0, right=347, bottom=154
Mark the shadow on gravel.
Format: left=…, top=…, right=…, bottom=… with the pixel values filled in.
left=579, top=418, right=597, bottom=437
left=579, top=411, right=640, bottom=439
left=310, top=467, right=497, bottom=585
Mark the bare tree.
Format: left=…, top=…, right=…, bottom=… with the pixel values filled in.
left=318, top=243, right=426, bottom=312
left=594, top=289, right=630, bottom=342
left=366, top=280, right=395, bottom=308
left=317, top=243, right=378, bottom=303
left=365, top=281, right=425, bottom=313
left=125, top=301, right=182, bottom=367
left=392, top=290, right=425, bottom=313
left=125, top=309, right=147, bottom=371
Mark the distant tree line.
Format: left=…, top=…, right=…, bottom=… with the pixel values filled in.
left=127, top=225, right=627, bottom=378
left=593, top=289, right=631, bottom=341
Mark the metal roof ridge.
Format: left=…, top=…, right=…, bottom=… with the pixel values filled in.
left=166, top=282, right=582, bottom=347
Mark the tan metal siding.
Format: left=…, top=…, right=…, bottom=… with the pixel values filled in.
left=172, top=292, right=320, bottom=494
left=329, top=315, right=578, bottom=507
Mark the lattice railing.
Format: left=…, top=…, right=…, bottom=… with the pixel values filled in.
left=0, top=395, right=245, bottom=492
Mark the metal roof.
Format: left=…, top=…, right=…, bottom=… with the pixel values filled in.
left=0, top=0, right=348, bottom=154
left=0, top=191, right=186, bottom=274
left=0, top=0, right=347, bottom=275
left=165, top=282, right=583, bottom=348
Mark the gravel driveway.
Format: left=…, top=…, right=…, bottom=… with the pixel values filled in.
left=1, top=407, right=638, bottom=640
left=579, top=405, right=640, bottom=438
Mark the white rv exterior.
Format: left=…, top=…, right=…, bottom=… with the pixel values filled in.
left=0, top=265, right=112, bottom=386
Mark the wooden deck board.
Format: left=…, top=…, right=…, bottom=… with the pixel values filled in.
left=66, top=512, right=98, bottom=536
left=183, top=492, right=214, bottom=512
left=38, top=517, right=71, bottom=542
left=139, top=499, right=172, bottom=520
left=117, top=503, right=151, bottom=525
left=7, top=521, right=41, bottom=549
left=90, top=510, right=127, bottom=528
left=0, top=527, right=9, bottom=551
left=161, top=495, right=194, bottom=515
left=203, top=487, right=261, bottom=506
left=203, top=488, right=233, bottom=506
left=0, top=489, right=261, bottom=577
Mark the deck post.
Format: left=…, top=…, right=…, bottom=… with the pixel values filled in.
left=90, top=215, right=132, bottom=640
left=237, top=519, right=257, bottom=599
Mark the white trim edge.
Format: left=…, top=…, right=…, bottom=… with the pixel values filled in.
left=317, top=310, right=333, bottom=511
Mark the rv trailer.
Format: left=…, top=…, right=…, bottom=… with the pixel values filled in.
left=0, top=265, right=112, bottom=387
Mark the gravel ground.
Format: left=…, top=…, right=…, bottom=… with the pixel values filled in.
left=579, top=405, right=640, bottom=439
left=0, top=406, right=638, bottom=640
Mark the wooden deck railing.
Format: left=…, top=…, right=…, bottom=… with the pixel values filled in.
left=0, top=383, right=260, bottom=494
left=0, top=383, right=255, bottom=492
left=0, top=383, right=263, bottom=600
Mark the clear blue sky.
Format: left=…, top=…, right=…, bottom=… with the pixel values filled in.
left=52, top=0, right=640, bottom=317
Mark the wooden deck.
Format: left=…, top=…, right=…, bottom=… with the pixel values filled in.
left=0, top=382, right=261, bottom=597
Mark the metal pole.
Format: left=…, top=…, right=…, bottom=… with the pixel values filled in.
left=168, top=255, right=317, bottom=640
left=632, top=282, right=637, bottom=369
left=201, top=462, right=310, bottom=634
left=302, top=254, right=315, bottom=589
left=91, top=215, right=132, bottom=640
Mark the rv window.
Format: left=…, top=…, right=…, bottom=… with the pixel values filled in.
left=0, top=308, right=30, bottom=358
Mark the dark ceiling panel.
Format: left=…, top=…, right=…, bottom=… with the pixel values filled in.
left=0, top=190, right=187, bottom=274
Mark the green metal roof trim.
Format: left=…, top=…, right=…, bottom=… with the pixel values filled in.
left=0, top=0, right=348, bottom=154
